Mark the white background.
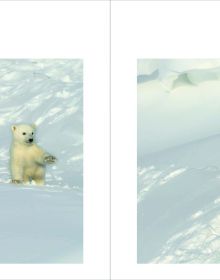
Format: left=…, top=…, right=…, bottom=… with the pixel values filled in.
left=111, top=1, right=220, bottom=279
left=0, top=1, right=110, bottom=280
left=2, top=1, right=220, bottom=280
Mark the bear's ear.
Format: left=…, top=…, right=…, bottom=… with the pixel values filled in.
left=31, top=123, right=36, bottom=130
left=11, top=125, right=16, bottom=132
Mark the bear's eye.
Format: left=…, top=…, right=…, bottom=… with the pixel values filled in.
left=32, top=132, right=34, bottom=135
left=22, top=132, right=26, bottom=135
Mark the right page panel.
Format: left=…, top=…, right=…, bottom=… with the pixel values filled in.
left=137, top=59, right=220, bottom=264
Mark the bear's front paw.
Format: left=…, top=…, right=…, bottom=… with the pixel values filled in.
left=11, top=179, right=22, bottom=184
left=44, top=155, right=57, bottom=164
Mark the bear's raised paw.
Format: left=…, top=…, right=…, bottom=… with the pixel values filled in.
left=44, top=155, right=57, bottom=164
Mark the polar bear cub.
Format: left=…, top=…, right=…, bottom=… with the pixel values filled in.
left=10, top=124, right=56, bottom=185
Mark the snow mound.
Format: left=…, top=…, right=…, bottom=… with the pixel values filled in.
left=138, top=59, right=220, bottom=263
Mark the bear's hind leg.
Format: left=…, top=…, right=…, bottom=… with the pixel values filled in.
left=32, top=166, right=45, bottom=186
left=34, top=178, right=45, bottom=185
left=23, top=174, right=30, bottom=184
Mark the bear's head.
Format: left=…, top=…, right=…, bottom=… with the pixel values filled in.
left=11, top=124, right=36, bottom=145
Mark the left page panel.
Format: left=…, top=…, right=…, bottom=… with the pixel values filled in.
left=0, top=1, right=110, bottom=280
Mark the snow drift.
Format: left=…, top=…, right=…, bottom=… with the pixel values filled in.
left=138, top=59, right=220, bottom=263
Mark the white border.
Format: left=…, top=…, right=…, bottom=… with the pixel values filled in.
left=0, top=1, right=109, bottom=279
left=111, top=1, right=220, bottom=279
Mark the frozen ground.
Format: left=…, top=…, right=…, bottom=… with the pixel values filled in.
left=137, top=60, right=220, bottom=263
left=0, top=59, right=83, bottom=263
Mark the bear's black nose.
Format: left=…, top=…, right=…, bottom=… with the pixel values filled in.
left=29, top=139, right=33, bottom=143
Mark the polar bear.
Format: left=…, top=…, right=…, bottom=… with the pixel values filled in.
left=10, top=124, right=57, bottom=185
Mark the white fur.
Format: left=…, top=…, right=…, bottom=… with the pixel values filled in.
left=10, top=124, right=56, bottom=185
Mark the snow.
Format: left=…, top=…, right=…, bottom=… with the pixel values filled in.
left=137, top=59, right=220, bottom=263
left=0, top=59, right=83, bottom=263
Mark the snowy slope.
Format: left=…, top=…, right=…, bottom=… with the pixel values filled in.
left=138, top=135, right=220, bottom=263
left=0, top=183, right=82, bottom=263
left=138, top=60, right=220, bottom=264
left=0, top=59, right=83, bottom=263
